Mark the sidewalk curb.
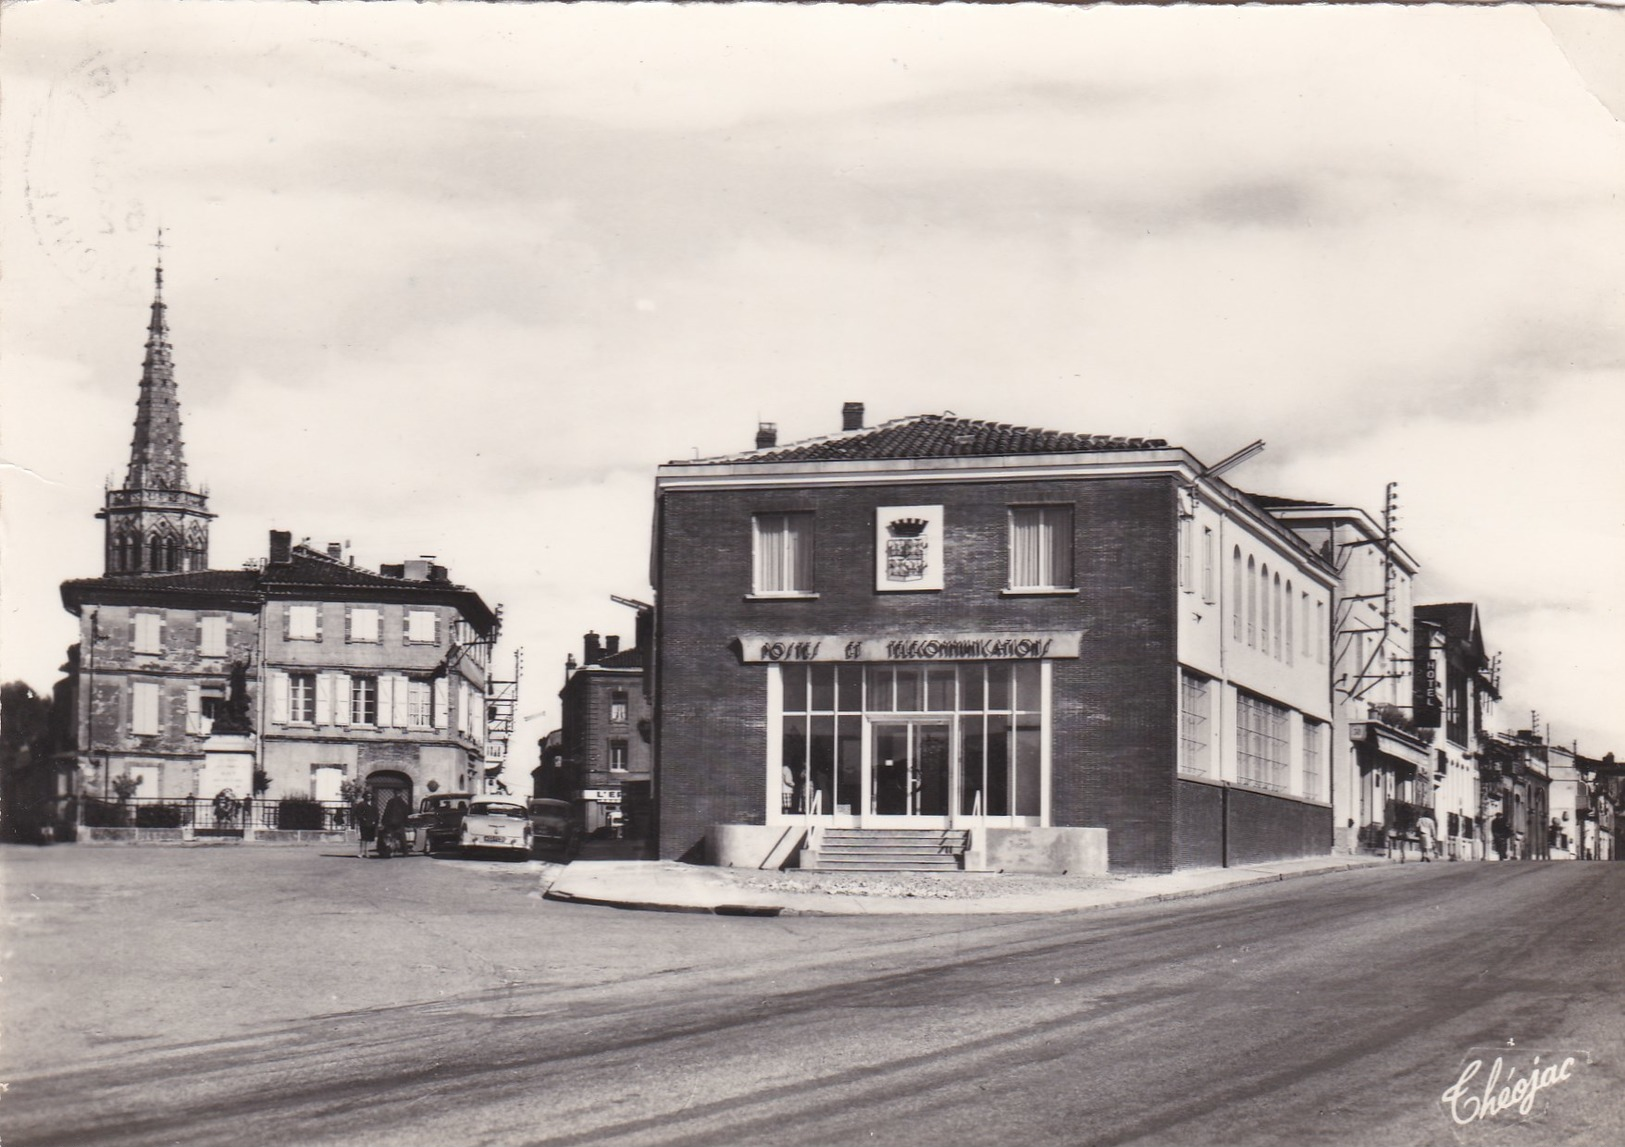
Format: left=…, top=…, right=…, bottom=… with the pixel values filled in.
left=542, top=856, right=1388, bottom=917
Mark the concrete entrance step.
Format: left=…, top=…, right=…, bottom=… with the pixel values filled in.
left=801, top=828, right=969, bottom=873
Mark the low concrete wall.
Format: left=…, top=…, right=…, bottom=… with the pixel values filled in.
left=964, top=827, right=1108, bottom=875
left=81, top=827, right=188, bottom=845
left=77, top=828, right=349, bottom=846
left=708, top=824, right=795, bottom=868
left=250, top=829, right=350, bottom=845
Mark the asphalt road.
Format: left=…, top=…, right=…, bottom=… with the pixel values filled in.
left=2, top=845, right=1620, bottom=1147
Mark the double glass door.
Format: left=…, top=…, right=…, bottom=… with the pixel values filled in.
left=870, top=721, right=951, bottom=818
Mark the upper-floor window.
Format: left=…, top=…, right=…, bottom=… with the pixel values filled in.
left=1259, top=564, right=1270, bottom=653
left=753, top=512, right=814, bottom=595
left=287, top=605, right=321, bottom=642
left=610, top=691, right=628, bottom=723
left=289, top=673, right=317, bottom=724
left=131, top=681, right=161, bottom=735
left=1008, top=505, right=1073, bottom=591
left=1284, top=580, right=1294, bottom=665
left=133, top=607, right=163, bottom=653
left=408, top=679, right=434, bottom=728
left=1246, top=557, right=1257, bottom=647
left=609, top=740, right=629, bottom=772
left=351, top=676, right=378, bottom=726
left=1232, top=548, right=1243, bottom=641
left=1201, top=527, right=1215, bottom=604
left=1272, top=573, right=1283, bottom=660
left=200, top=615, right=228, bottom=658
left=1179, top=516, right=1194, bottom=592
left=405, top=610, right=438, bottom=644
left=348, top=608, right=381, bottom=643
left=133, top=613, right=163, bottom=655
left=1445, top=672, right=1468, bottom=747
left=1316, top=600, right=1327, bottom=664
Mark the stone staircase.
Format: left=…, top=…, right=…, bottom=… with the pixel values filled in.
left=800, top=828, right=968, bottom=872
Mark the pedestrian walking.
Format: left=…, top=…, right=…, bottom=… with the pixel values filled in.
left=354, top=794, right=378, bottom=859
left=378, top=792, right=410, bottom=858
left=1491, top=813, right=1511, bottom=861
left=1416, top=811, right=1438, bottom=862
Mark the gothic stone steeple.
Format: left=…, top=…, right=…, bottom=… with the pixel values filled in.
left=98, top=241, right=215, bottom=575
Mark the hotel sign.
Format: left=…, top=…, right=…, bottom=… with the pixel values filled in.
left=738, top=632, right=1081, bottom=663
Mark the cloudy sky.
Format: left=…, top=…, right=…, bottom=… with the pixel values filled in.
left=4, top=2, right=1623, bottom=756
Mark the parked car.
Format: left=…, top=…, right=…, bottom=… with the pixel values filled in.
left=528, top=798, right=582, bottom=860
left=408, top=793, right=475, bottom=854
left=459, top=800, right=532, bottom=858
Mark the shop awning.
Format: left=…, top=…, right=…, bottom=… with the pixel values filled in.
left=1351, top=721, right=1432, bottom=770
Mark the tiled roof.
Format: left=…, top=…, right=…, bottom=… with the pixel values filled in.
left=676, top=414, right=1168, bottom=466
left=260, top=551, right=468, bottom=591
left=63, top=550, right=496, bottom=629
left=597, top=647, right=643, bottom=670
left=1248, top=493, right=1335, bottom=510
left=62, top=569, right=261, bottom=595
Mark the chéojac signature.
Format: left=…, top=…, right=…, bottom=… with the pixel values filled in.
left=1440, top=1054, right=1577, bottom=1124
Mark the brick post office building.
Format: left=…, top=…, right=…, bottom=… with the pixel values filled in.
left=651, top=405, right=1338, bottom=873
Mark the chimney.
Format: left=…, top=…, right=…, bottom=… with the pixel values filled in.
left=564, top=653, right=577, bottom=684
left=755, top=422, right=777, bottom=450
left=269, top=530, right=292, bottom=565
left=403, top=556, right=435, bottom=581
left=326, top=542, right=343, bottom=560
left=583, top=631, right=602, bottom=665
left=842, top=402, right=865, bottom=431
left=605, top=635, right=621, bottom=658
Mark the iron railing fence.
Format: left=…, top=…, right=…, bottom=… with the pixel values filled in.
left=81, top=795, right=354, bottom=832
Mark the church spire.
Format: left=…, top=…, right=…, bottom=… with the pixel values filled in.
left=98, top=232, right=215, bottom=576
left=125, top=230, right=188, bottom=491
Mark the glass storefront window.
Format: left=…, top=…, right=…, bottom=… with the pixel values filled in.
left=781, top=661, right=1045, bottom=822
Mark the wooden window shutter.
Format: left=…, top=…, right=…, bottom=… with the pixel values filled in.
left=333, top=675, right=351, bottom=727
left=377, top=675, right=395, bottom=728
left=270, top=670, right=290, bottom=724
left=186, top=683, right=202, bottom=736
left=315, top=675, right=333, bottom=725
left=433, top=678, right=448, bottom=729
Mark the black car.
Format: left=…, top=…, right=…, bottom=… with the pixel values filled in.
left=528, top=799, right=582, bottom=860
left=408, top=792, right=475, bottom=854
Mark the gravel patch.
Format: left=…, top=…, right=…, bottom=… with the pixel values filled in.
left=720, top=868, right=1122, bottom=900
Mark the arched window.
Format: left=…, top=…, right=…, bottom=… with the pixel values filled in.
left=1246, top=556, right=1257, bottom=647
left=1273, top=573, right=1283, bottom=659
left=1232, top=549, right=1243, bottom=641
left=1259, top=564, right=1270, bottom=652
left=149, top=534, right=163, bottom=572
left=1284, top=580, right=1294, bottom=665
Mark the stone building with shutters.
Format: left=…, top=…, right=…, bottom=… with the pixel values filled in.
left=256, top=533, right=497, bottom=809
left=651, top=403, right=1338, bottom=873
left=58, top=257, right=499, bottom=810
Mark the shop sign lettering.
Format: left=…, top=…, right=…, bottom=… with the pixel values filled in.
left=739, top=632, right=1081, bottom=663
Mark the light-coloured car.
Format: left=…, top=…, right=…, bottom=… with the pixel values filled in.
left=528, top=798, right=582, bottom=860
left=459, top=800, right=532, bottom=857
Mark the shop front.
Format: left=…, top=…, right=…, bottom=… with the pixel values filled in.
left=746, top=632, right=1079, bottom=831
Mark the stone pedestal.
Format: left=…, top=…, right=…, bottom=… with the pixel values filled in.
left=199, top=733, right=254, bottom=799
